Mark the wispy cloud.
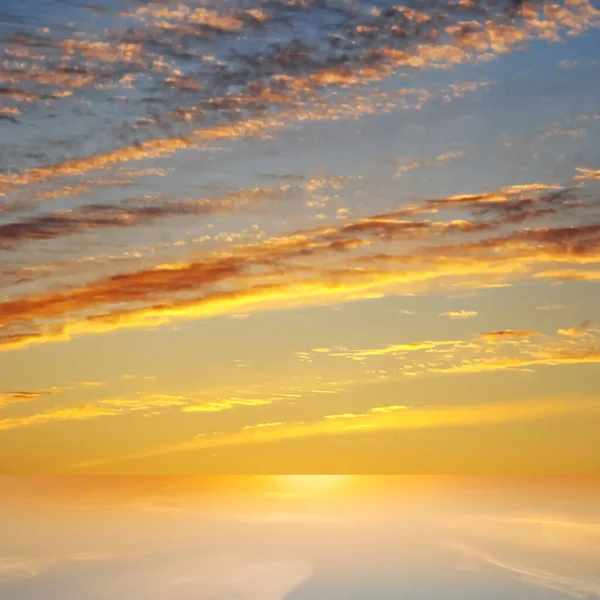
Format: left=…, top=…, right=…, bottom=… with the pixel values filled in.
left=535, top=304, right=567, bottom=311
left=323, top=339, right=467, bottom=360
left=0, top=390, right=54, bottom=409
left=0, top=187, right=283, bottom=250
left=439, top=310, right=478, bottom=319
left=0, top=404, right=120, bottom=432
left=302, top=326, right=600, bottom=378
left=479, top=330, right=542, bottom=340
left=73, top=395, right=600, bottom=471
left=0, top=378, right=349, bottom=433
left=441, top=541, right=600, bottom=598
left=183, top=398, right=273, bottom=413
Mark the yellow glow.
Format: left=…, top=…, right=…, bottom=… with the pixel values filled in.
left=276, top=475, right=353, bottom=495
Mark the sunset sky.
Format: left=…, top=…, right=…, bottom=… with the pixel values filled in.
left=1, top=0, right=599, bottom=474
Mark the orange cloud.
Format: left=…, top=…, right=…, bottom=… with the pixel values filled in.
left=479, top=330, right=542, bottom=340
left=0, top=390, right=54, bottom=408
left=558, top=328, right=589, bottom=338
left=558, top=321, right=593, bottom=338
left=535, top=269, right=600, bottom=281
left=0, top=174, right=597, bottom=352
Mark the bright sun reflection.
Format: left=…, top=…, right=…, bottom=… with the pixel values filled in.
left=276, top=475, right=352, bottom=495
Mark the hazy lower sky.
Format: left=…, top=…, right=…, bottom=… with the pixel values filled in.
left=0, top=476, right=599, bottom=599
left=1, top=0, right=599, bottom=473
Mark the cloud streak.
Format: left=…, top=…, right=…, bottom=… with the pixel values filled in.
left=0, top=404, right=120, bottom=432
left=303, top=326, right=600, bottom=378
left=0, top=187, right=283, bottom=250
left=442, top=541, right=600, bottom=598
left=0, top=390, right=54, bottom=409
left=0, top=173, right=598, bottom=351
left=73, top=395, right=600, bottom=471
left=439, top=310, right=478, bottom=319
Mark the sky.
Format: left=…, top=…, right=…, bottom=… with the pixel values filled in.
left=1, top=0, right=600, bottom=474
left=0, top=476, right=599, bottom=599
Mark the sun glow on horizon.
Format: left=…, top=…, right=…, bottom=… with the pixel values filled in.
left=275, top=475, right=354, bottom=496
